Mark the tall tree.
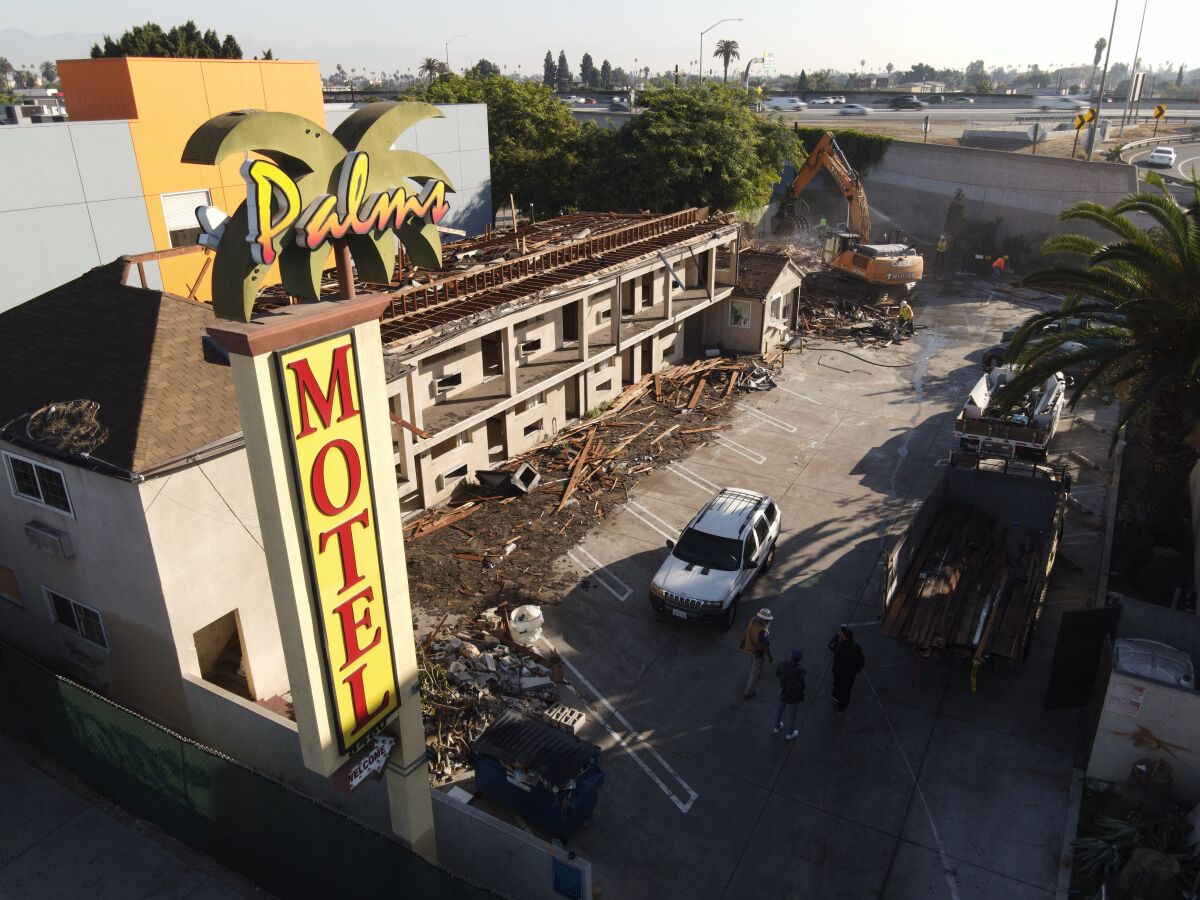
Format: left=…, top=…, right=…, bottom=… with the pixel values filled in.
left=0, top=57, right=13, bottom=87
left=885, top=62, right=894, bottom=83
left=1000, top=175, right=1200, bottom=449
left=258, top=47, right=273, bottom=60
left=580, top=52, right=597, bottom=88
left=13, top=69, right=35, bottom=89
left=39, top=61, right=58, bottom=84
left=419, top=57, right=445, bottom=83
left=471, top=58, right=501, bottom=77
left=1178, top=64, right=1186, bottom=88
left=1088, top=37, right=1107, bottom=95
left=796, top=70, right=808, bottom=92
left=89, top=21, right=242, bottom=59
left=907, top=62, right=937, bottom=83
left=542, top=51, right=556, bottom=86
left=712, top=39, right=740, bottom=83
left=600, top=59, right=612, bottom=89
left=556, top=50, right=571, bottom=89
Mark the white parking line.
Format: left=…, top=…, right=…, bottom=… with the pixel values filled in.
left=627, top=499, right=683, bottom=540
left=669, top=461, right=721, bottom=492
left=715, top=435, right=767, bottom=465
left=742, top=405, right=798, bottom=434
left=776, top=385, right=826, bottom=406
left=567, top=547, right=632, bottom=602
left=562, top=657, right=699, bottom=814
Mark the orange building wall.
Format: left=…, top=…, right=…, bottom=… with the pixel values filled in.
left=58, top=58, right=324, bottom=301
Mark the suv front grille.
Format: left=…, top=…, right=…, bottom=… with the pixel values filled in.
left=663, top=591, right=707, bottom=611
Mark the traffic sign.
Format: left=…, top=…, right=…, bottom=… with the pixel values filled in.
left=1153, top=104, right=1166, bottom=119
left=1073, top=113, right=1086, bottom=130
left=1084, top=108, right=1096, bottom=124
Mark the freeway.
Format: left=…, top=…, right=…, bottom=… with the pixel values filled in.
left=792, top=105, right=1199, bottom=126
left=1124, top=140, right=1200, bottom=180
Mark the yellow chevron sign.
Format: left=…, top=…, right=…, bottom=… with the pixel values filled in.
left=1154, top=104, right=1166, bottom=119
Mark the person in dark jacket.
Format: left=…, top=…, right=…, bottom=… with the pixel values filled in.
left=828, top=627, right=865, bottom=713
left=773, top=649, right=807, bottom=739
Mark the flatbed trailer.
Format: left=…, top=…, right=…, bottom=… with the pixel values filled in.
left=881, top=453, right=1070, bottom=679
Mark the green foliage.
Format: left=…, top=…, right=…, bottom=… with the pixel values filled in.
left=974, top=79, right=994, bottom=94
left=599, top=60, right=612, bottom=89
left=790, top=127, right=892, bottom=174
left=578, top=84, right=805, bottom=216
left=89, top=21, right=243, bottom=59
left=580, top=53, right=598, bottom=88
left=421, top=74, right=585, bottom=217
left=418, top=57, right=446, bottom=83
left=807, top=69, right=835, bottom=91
left=907, top=62, right=937, bottom=82
left=796, top=70, right=808, bottom=92
left=542, top=51, right=555, bottom=87
left=998, top=175, right=1200, bottom=447
left=470, top=58, right=501, bottom=77
left=713, top=39, right=740, bottom=83
left=556, top=50, right=571, bottom=89
left=39, top=61, right=58, bottom=85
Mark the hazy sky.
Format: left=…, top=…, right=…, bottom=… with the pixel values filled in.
left=7, top=0, right=1197, bottom=76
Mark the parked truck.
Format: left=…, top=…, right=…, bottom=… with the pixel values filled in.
left=954, top=366, right=1067, bottom=461
left=881, top=452, right=1069, bottom=670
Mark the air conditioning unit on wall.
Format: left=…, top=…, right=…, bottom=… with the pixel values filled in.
left=56, top=645, right=109, bottom=691
left=24, top=521, right=74, bottom=559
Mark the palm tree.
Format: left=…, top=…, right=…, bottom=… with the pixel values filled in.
left=1087, top=37, right=1107, bottom=97
left=419, top=57, right=444, bottom=84
left=712, top=40, right=740, bottom=83
left=998, top=175, right=1200, bottom=448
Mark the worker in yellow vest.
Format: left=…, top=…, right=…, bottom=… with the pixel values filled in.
left=740, top=608, right=774, bottom=699
left=934, top=234, right=948, bottom=268
left=898, top=299, right=914, bottom=335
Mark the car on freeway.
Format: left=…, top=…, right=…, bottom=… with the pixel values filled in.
left=927, top=94, right=946, bottom=104
left=887, top=96, right=929, bottom=110
left=1146, top=146, right=1178, bottom=167
left=838, top=103, right=872, bottom=116
left=1033, top=95, right=1088, bottom=111
left=810, top=96, right=837, bottom=105
left=765, top=96, right=807, bottom=111
left=610, top=100, right=631, bottom=111
left=648, top=488, right=781, bottom=629
left=950, top=96, right=975, bottom=104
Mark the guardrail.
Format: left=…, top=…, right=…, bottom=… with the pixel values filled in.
left=1119, top=129, right=1200, bottom=154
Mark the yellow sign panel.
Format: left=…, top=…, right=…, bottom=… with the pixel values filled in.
left=1073, top=113, right=1087, bottom=130
left=1154, top=104, right=1166, bottom=119
left=276, top=331, right=399, bottom=754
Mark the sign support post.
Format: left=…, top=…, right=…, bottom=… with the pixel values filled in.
left=208, top=300, right=436, bottom=861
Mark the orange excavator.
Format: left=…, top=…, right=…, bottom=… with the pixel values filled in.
left=773, top=132, right=923, bottom=303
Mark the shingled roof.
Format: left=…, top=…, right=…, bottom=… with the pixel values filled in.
left=736, top=250, right=801, bottom=300
left=0, top=260, right=240, bottom=475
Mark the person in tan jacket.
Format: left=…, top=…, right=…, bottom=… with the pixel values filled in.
left=739, top=609, right=774, bottom=698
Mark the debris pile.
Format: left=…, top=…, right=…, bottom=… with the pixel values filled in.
left=419, top=604, right=569, bottom=783
left=402, top=354, right=784, bottom=618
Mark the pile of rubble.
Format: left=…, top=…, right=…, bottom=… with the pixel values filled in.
left=402, top=354, right=783, bottom=619
left=419, top=604, right=577, bottom=783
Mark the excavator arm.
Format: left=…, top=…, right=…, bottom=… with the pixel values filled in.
left=776, top=132, right=871, bottom=241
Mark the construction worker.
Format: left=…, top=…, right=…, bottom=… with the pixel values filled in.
left=934, top=234, right=948, bottom=268
left=991, top=255, right=1008, bottom=281
left=898, top=299, right=914, bottom=335
left=740, top=608, right=774, bottom=699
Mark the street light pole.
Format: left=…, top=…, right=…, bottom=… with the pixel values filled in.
left=1118, top=0, right=1149, bottom=134
left=444, top=34, right=467, bottom=71
left=1086, top=0, right=1119, bottom=160
left=699, top=18, right=743, bottom=84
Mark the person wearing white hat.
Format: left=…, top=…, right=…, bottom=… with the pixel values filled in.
left=739, top=608, right=774, bottom=699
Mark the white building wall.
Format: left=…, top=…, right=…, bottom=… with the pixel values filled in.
left=0, top=441, right=184, bottom=726
left=141, top=448, right=290, bottom=702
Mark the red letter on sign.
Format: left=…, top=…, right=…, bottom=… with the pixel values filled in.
left=343, top=662, right=391, bottom=732
left=310, top=438, right=362, bottom=516
left=318, top=509, right=370, bottom=594
left=331, top=585, right=382, bottom=670
left=286, top=343, right=360, bottom=438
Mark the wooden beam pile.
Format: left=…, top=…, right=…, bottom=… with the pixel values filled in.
left=880, top=502, right=1041, bottom=661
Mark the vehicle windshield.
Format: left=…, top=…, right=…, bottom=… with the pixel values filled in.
left=672, top=528, right=743, bottom=571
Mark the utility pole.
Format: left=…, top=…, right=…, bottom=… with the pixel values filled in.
left=1086, top=0, right=1120, bottom=160
left=1118, top=0, right=1149, bottom=134
left=699, top=18, right=743, bottom=85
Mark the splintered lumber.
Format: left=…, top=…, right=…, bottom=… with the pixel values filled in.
left=723, top=372, right=739, bottom=399
left=686, top=376, right=708, bottom=410
left=652, top=424, right=681, bottom=446
left=557, top=427, right=596, bottom=511
left=390, top=413, right=431, bottom=440
left=409, top=503, right=478, bottom=540
left=654, top=373, right=663, bottom=402
left=598, top=421, right=654, bottom=461
left=680, top=425, right=727, bottom=435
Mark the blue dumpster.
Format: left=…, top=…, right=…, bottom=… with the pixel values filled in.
left=471, top=711, right=604, bottom=839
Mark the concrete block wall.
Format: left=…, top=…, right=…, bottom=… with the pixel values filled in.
left=513, top=311, right=561, bottom=361
left=506, top=386, right=567, bottom=455
left=414, top=338, right=486, bottom=407
left=586, top=358, right=622, bottom=411
left=418, top=423, right=489, bottom=505
left=431, top=790, right=592, bottom=900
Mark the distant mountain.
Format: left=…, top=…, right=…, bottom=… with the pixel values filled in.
left=0, top=28, right=102, bottom=64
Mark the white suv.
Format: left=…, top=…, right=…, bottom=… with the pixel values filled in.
left=649, top=488, right=781, bottom=629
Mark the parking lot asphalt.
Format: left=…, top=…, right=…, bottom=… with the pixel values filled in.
left=541, top=271, right=1119, bottom=899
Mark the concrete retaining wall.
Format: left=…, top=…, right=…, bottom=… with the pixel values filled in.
left=788, top=141, right=1139, bottom=246
left=432, top=790, right=593, bottom=900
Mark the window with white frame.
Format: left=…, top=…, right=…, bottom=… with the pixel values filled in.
left=770, top=294, right=784, bottom=323
left=45, top=588, right=108, bottom=650
left=5, top=452, right=73, bottom=515
left=161, top=190, right=212, bottom=249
